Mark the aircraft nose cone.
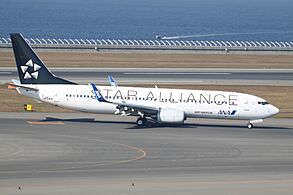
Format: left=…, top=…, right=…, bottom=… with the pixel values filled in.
left=271, top=105, right=279, bottom=115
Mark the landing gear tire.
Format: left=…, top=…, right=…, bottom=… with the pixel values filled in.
left=247, top=123, right=253, bottom=129
left=136, top=117, right=147, bottom=126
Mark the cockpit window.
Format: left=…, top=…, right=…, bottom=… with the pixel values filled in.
left=258, top=101, right=269, bottom=105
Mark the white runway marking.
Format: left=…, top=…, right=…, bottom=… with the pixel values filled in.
left=0, top=72, right=12, bottom=75
left=124, top=72, right=231, bottom=75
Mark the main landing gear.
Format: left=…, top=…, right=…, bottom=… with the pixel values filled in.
left=136, top=117, right=147, bottom=126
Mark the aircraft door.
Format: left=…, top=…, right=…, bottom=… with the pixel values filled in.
left=243, top=99, right=250, bottom=112
left=53, top=89, right=60, bottom=103
left=243, top=98, right=259, bottom=119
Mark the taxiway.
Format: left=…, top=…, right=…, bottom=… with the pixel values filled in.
left=0, top=112, right=293, bottom=194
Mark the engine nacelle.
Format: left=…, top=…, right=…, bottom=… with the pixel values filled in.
left=157, top=108, right=185, bottom=123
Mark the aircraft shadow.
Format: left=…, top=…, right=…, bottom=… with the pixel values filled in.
left=43, top=117, right=134, bottom=125
left=127, top=123, right=291, bottom=130
left=41, top=117, right=291, bottom=130
left=187, top=123, right=291, bottom=130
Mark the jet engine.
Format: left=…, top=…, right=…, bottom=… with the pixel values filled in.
left=157, top=108, right=185, bottom=123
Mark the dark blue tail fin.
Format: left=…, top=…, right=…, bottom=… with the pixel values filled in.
left=10, top=33, right=76, bottom=84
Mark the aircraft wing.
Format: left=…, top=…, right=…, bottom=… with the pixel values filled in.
left=90, top=83, right=158, bottom=116
left=114, top=100, right=159, bottom=115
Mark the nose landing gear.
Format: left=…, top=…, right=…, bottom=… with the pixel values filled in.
left=247, top=119, right=263, bottom=129
left=247, top=123, right=253, bottom=129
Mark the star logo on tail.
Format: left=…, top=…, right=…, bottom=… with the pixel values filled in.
left=21, top=59, right=41, bottom=79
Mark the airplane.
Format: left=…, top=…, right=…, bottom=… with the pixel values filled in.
left=9, top=33, right=279, bottom=128
left=155, top=35, right=166, bottom=40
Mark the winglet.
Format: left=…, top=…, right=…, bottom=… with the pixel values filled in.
left=108, top=75, right=118, bottom=87
left=90, top=83, right=107, bottom=102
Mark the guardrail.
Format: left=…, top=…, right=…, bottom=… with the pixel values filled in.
left=1, top=37, right=293, bottom=51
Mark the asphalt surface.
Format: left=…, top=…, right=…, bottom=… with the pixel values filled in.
left=1, top=67, right=293, bottom=85
left=1, top=112, right=293, bottom=194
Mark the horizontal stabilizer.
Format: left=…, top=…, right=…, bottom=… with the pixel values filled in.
left=8, top=80, right=38, bottom=91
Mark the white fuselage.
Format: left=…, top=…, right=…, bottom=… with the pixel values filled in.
left=17, top=84, right=279, bottom=121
